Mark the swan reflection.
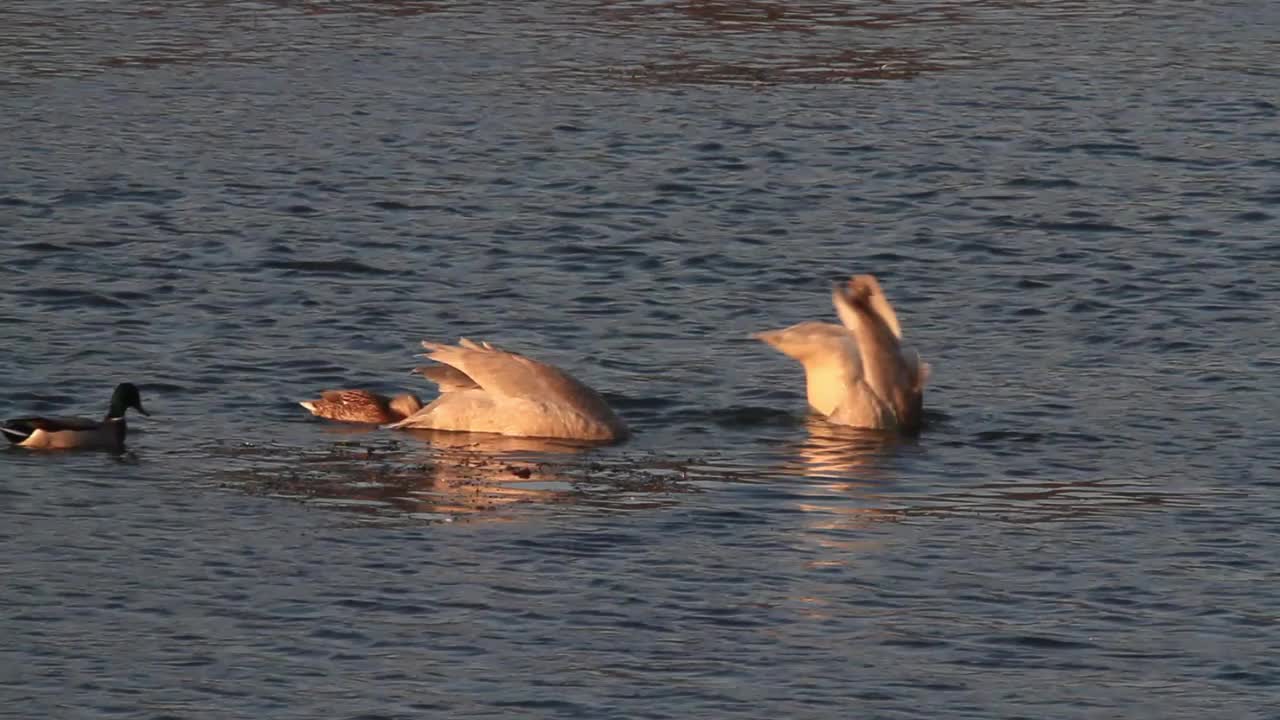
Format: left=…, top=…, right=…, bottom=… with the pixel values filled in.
left=785, top=416, right=905, bottom=481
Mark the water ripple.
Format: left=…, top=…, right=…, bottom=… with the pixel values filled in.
left=2, top=1, right=1279, bottom=718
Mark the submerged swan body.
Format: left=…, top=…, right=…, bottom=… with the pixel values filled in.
left=299, top=390, right=423, bottom=424
left=755, top=275, right=928, bottom=433
left=386, top=339, right=629, bottom=442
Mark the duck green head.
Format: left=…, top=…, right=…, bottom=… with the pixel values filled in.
left=108, top=382, right=149, bottom=420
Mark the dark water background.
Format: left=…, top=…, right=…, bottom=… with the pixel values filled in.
left=2, top=1, right=1279, bottom=717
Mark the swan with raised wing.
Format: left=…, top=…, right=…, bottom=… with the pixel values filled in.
left=754, top=274, right=928, bottom=433
left=386, top=339, right=629, bottom=442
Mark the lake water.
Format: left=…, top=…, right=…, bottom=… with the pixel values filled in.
left=2, top=1, right=1279, bottom=717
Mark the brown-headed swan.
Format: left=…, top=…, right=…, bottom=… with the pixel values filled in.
left=754, top=275, right=928, bottom=433
left=385, top=339, right=629, bottom=442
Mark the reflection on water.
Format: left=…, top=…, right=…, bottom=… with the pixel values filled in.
left=218, top=419, right=1196, bottom=530
left=608, top=48, right=943, bottom=85
left=396, top=428, right=606, bottom=455
left=597, top=0, right=977, bottom=31
left=310, top=421, right=610, bottom=452
left=1, top=0, right=966, bottom=88
left=892, top=474, right=1199, bottom=524
left=215, top=438, right=708, bottom=523
left=786, top=469, right=1194, bottom=534
left=597, top=0, right=1149, bottom=29
left=261, top=0, right=447, bottom=17
left=785, top=416, right=905, bottom=480
left=0, top=0, right=456, bottom=83
left=779, top=418, right=911, bottom=537
left=764, top=416, right=1197, bottom=530
left=593, top=0, right=957, bottom=84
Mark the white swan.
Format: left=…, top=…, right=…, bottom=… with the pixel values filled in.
left=385, top=339, right=629, bottom=442
left=754, top=274, right=928, bottom=433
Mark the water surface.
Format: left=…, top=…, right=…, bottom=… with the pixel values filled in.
left=2, top=1, right=1279, bottom=717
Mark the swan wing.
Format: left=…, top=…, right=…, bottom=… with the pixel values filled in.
left=754, top=321, right=870, bottom=417
left=386, top=389, right=499, bottom=432
left=421, top=339, right=610, bottom=412
left=413, top=364, right=480, bottom=392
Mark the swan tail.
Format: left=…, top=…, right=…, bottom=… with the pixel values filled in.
left=456, top=338, right=498, bottom=351
left=422, top=338, right=501, bottom=360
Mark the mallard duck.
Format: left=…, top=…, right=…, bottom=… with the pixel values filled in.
left=1, top=382, right=149, bottom=450
left=754, top=274, right=928, bottom=433
left=385, top=338, right=629, bottom=442
left=299, top=390, right=423, bottom=424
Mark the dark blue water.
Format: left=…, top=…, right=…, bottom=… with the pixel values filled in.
left=2, top=1, right=1279, bottom=717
